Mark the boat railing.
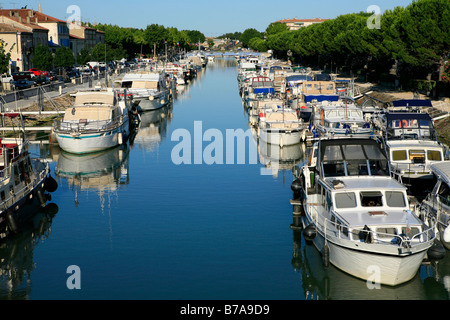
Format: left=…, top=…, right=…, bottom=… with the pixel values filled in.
left=53, top=115, right=124, bottom=133
left=308, top=204, right=436, bottom=248
left=1, top=158, right=49, bottom=214
left=390, top=161, right=430, bottom=176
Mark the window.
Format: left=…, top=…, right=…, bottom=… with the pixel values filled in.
left=360, top=191, right=383, bottom=207
left=385, top=191, right=406, bottom=207
left=409, top=150, right=425, bottom=163
left=335, top=192, right=357, bottom=209
left=392, top=150, right=407, bottom=161
left=438, top=182, right=450, bottom=206
left=427, top=150, right=442, bottom=161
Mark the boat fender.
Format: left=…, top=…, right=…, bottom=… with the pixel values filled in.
left=44, top=203, right=59, bottom=217
left=36, top=188, right=47, bottom=207
left=291, top=178, right=303, bottom=200
left=6, top=210, right=19, bottom=234
left=427, top=239, right=446, bottom=261
left=44, top=175, right=58, bottom=193
left=443, top=225, right=450, bottom=244
left=363, top=225, right=373, bottom=244
left=303, top=224, right=317, bottom=241
left=322, top=244, right=330, bottom=268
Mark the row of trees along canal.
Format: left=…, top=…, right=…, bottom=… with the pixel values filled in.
left=236, top=0, right=450, bottom=98
left=29, top=24, right=207, bottom=71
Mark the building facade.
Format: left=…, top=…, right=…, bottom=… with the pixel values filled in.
left=276, top=18, right=328, bottom=31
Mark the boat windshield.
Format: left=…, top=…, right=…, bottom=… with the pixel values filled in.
left=320, top=141, right=389, bottom=178
left=386, top=113, right=437, bottom=141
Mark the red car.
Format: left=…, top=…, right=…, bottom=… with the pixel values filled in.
left=29, top=68, right=47, bottom=77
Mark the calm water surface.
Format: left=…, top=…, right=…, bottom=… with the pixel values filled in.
left=1, top=57, right=449, bottom=300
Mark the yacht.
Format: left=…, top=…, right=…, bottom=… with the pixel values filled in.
left=420, top=161, right=450, bottom=250
left=116, top=71, right=170, bottom=112
left=298, top=138, right=436, bottom=286
left=53, top=89, right=132, bottom=154
left=0, top=114, right=57, bottom=238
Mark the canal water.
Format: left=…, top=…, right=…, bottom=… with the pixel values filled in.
left=1, top=56, right=449, bottom=300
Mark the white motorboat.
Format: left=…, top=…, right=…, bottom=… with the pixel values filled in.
left=310, top=99, right=373, bottom=140
left=53, top=89, right=132, bottom=154
left=258, top=107, right=304, bottom=147
left=421, top=161, right=450, bottom=250
left=116, top=71, right=170, bottom=112
left=0, top=114, right=57, bottom=238
left=378, top=104, right=447, bottom=184
left=298, top=138, right=436, bottom=286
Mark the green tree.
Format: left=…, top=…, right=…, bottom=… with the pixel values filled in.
left=89, top=43, right=126, bottom=62
left=53, top=46, right=75, bottom=69
left=265, top=22, right=289, bottom=36
left=31, top=44, right=52, bottom=70
left=77, top=47, right=91, bottom=66
left=0, top=40, right=12, bottom=75
left=240, top=28, right=263, bottom=47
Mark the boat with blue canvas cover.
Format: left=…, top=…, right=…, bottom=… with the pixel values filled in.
left=374, top=99, right=448, bottom=185
left=53, top=89, right=132, bottom=154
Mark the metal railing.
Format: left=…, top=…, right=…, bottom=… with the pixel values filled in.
left=53, top=115, right=124, bottom=134
left=307, top=204, right=436, bottom=249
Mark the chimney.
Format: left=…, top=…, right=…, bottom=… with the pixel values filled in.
left=35, top=18, right=38, bottom=24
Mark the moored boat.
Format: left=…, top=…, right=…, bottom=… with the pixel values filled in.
left=53, top=89, right=132, bottom=154
left=116, top=71, right=170, bottom=112
left=0, top=113, right=57, bottom=239
left=421, top=161, right=450, bottom=251
left=298, top=138, right=436, bottom=286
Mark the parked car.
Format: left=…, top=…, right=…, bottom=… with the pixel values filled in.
left=29, top=68, right=47, bottom=77
left=12, top=71, right=35, bottom=81
left=1, top=74, right=13, bottom=83
left=34, top=76, right=51, bottom=86
left=13, top=79, right=35, bottom=90
left=46, top=71, right=57, bottom=81
left=67, top=70, right=81, bottom=79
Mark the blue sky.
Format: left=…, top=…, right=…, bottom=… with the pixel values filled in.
left=4, top=0, right=415, bottom=36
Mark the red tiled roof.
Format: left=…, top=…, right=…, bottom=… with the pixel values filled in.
left=0, top=15, right=49, bottom=31
left=0, top=9, right=66, bottom=24
left=0, top=22, right=30, bottom=33
left=277, top=18, right=328, bottom=23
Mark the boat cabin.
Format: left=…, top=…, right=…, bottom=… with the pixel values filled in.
left=308, top=138, right=390, bottom=180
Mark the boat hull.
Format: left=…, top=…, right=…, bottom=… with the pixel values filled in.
left=134, top=93, right=169, bottom=112
left=259, top=128, right=302, bottom=147
left=0, top=161, right=53, bottom=239
left=302, top=214, right=431, bottom=286
left=55, top=125, right=128, bottom=154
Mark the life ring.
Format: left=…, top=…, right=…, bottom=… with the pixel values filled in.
left=402, top=120, right=408, bottom=128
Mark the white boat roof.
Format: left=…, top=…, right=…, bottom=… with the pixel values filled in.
left=241, top=62, right=256, bottom=68
left=431, top=161, right=450, bottom=185
left=122, top=73, right=162, bottom=82
left=387, top=140, right=443, bottom=149
left=324, top=176, right=406, bottom=192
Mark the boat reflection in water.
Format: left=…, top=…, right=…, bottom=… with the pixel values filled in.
left=290, top=215, right=450, bottom=300
left=0, top=202, right=59, bottom=299
left=134, top=104, right=173, bottom=151
left=55, top=143, right=131, bottom=206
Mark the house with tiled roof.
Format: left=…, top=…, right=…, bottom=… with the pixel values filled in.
left=0, top=14, right=49, bottom=72
left=0, top=9, right=70, bottom=48
left=276, top=18, right=328, bottom=31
